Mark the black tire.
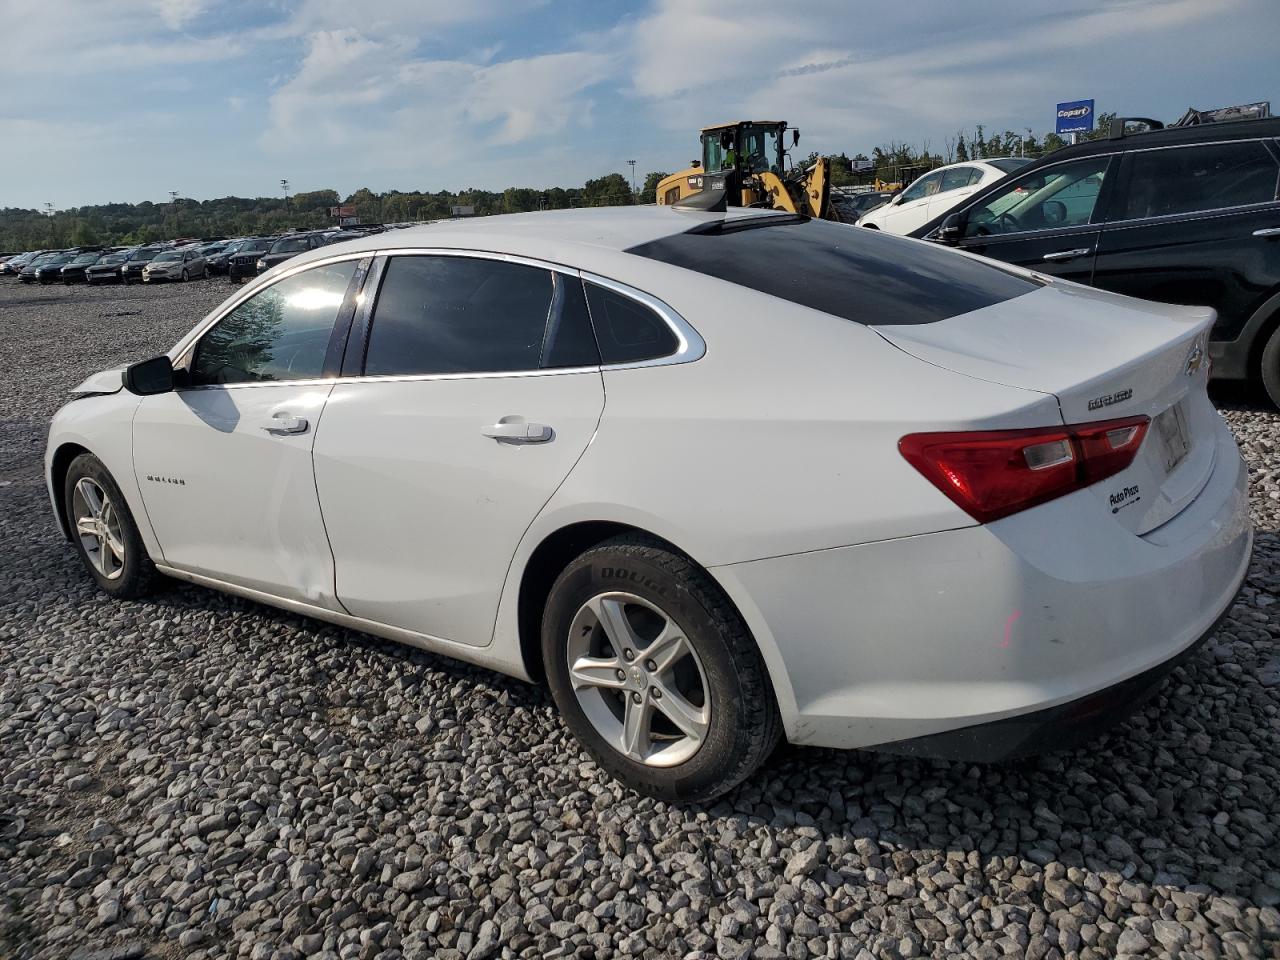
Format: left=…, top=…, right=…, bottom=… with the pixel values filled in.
left=542, top=534, right=781, bottom=802
left=180, top=269, right=189, bottom=282
left=1261, top=324, right=1280, bottom=410
left=63, top=453, right=158, bottom=599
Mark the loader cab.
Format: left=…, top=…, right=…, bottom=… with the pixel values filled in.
left=701, top=122, right=787, bottom=177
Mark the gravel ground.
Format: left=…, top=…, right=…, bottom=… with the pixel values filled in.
left=1, top=278, right=1278, bottom=960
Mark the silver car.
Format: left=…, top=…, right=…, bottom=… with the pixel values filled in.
left=142, top=246, right=208, bottom=283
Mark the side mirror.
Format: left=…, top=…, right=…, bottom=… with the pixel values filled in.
left=936, top=213, right=965, bottom=245
left=792, top=129, right=800, bottom=146
left=124, top=355, right=175, bottom=395
left=691, top=160, right=701, bottom=168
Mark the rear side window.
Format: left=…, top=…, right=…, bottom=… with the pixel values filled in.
left=626, top=216, right=1037, bottom=326
left=1117, top=141, right=1280, bottom=220
left=363, top=256, right=602, bottom=375
left=584, top=283, right=677, bottom=363
left=940, top=167, right=974, bottom=192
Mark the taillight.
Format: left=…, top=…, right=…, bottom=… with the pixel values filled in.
left=899, top=416, right=1150, bottom=523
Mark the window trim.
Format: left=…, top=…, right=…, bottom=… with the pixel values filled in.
left=335, top=248, right=704, bottom=383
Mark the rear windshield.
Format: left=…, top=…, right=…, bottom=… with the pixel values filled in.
left=625, top=216, right=1038, bottom=326
left=988, top=158, right=1033, bottom=173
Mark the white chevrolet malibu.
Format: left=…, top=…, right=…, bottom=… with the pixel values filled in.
left=46, top=208, right=1251, bottom=801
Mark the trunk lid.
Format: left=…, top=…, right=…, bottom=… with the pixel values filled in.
left=874, top=281, right=1217, bottom=535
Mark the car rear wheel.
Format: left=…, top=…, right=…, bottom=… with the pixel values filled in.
left=1261, top=324, right=1280, bottom=410
left=63, top=453, right=158, bottom=599
left=542, top=534, right=781, bottom=802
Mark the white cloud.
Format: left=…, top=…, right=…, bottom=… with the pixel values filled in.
left=622, top=0, right=1250, bottom=149
left=264, top=29, right=610, bottom=167
left=154, top=0, right=206, bottom=30
left=0, top=0, right=238, bottom=79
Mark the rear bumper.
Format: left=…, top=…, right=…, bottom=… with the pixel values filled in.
left=866, top=575, right=1244, bottom=761
left=712, top=414, right=1252, bottom=752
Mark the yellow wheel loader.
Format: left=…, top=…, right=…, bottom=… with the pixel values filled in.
left=655, top=121, right=845, bottom=220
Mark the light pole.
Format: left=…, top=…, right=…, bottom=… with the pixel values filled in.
left=627, top=160, right=637, bottom=203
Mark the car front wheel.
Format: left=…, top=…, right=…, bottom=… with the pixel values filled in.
left=63, top=453, right=158, bottom=598
left=542, top=534, right=781, bottom=802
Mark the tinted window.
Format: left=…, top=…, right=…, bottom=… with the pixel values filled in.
left=189, top=260, right=356, bottom=385
left=963, top=156, right=1110, bottom=237
left=627, top=215, right=1038, bottom=326
left=365, top=256, right=556, bottom=376
left=940, top=167, right=974, bottom=192
left=899, top=172, right=942, bottom=204
left=1117, top=141, right=1280, bottom=220
left=585, top=283, right=677, bottom=363
left=543, top=276, right=601, bottom=368
left=988, top=158, right=1033, bottom=174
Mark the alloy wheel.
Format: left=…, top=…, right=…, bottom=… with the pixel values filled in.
left=72, top=477, right=125, bottom=580
left=566, top=591, right=710, bottom=767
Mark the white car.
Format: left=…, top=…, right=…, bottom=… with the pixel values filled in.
left=859, top=158, right=1032, bottom=235
left=142, top=245, right=208, bottom=283
left=46, top=208, right=1251, bottom=801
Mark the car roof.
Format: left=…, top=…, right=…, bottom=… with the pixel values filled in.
left=271, top=206, right=756, bottom=279
left=1028, top=115, right=1280, bottom=166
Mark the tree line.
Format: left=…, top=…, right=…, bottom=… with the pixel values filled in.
left=0, top=115, right=1119, bottom=252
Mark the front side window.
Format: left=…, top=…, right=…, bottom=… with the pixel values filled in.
left=1116, top=140, right=1280, bottom=220
left=189, top=260, right=356, bottom=385
left=963, top=156, right=1111, bottom=237
left=898, top=172, right=942, bottom=204
left=365, top=256, right=580, bottom=376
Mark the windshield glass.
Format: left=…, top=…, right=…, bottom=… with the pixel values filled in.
left=626, top=215, right=1037, bottom=326
left=241, top=240, right=270, bottom=253
left=155, top=251, right=183, bottom=262
left=271, top=237, right=311, bottom=253
left=740, top=124, right=782, bottom=175
left=131, top=249, right=160, bottom=262
left=46, top=254, right=73, bottom=266
left=101, top=254, right=126, bottom=264
left=73, top=253, right=100, bottom=264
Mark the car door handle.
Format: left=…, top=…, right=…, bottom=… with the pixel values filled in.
left=482, top=421, right=552, bottom=443
left=262, top=415, right=309, bottom=435
left=1252, top=227, right=1280, bottom=238
left=1041, top=247, right=1094, bottom=262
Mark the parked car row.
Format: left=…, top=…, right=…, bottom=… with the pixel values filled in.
left=1, top=228, right=374, bottom=286
left=223, top=229, right=366, bottom=283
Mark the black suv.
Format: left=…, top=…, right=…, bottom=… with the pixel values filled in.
left=912, top=116, right=1280, bottom=405
left=227, top=237, right=276, bottom=283
left=255, top=232, right=329, bottom=275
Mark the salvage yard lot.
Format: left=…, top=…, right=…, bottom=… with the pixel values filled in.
left=0, top=279, right=1277, bottom=960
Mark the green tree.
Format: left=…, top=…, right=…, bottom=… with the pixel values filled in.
left=640, top=171, right=670, bottom=204
left=581, top=173, right=631, bottom=207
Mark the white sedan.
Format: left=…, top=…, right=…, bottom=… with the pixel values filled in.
left=859, top=158, right=1032, bottom=235
left=46, top=208, right=1251, bottom=801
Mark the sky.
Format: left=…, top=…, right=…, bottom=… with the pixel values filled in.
left=2, top=0, right=1278, bottom=211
